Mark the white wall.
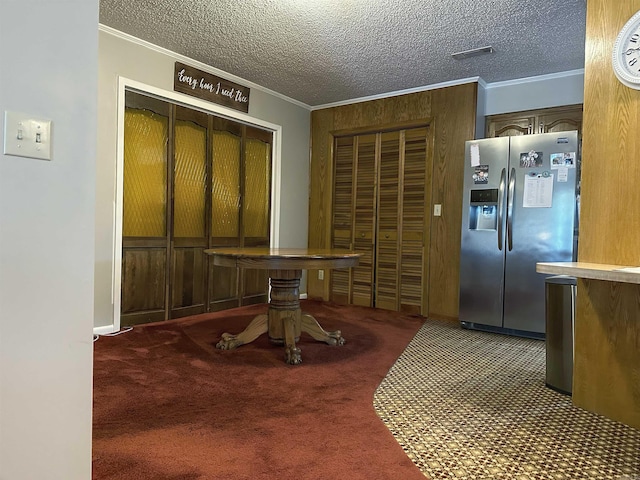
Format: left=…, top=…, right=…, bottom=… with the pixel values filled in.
left=484, top=69, right=585, bottom=116
left=96, top=29, right=311, bottom=330
left=0, top=2, right=98, bottom=479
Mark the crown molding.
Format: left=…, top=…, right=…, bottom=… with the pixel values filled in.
left=99, top=24, right=312, bottom=110
left=311, top=77, right=484, bottom=111
left=100, top=24, right=583, bottom=111
left=485, top=69, right=585, bottom=89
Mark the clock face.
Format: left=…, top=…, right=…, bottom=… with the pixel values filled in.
left=612, top=10, right=640, bottom=89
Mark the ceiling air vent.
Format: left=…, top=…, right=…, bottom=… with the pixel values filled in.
left=451, top=46, right=494, bottom=60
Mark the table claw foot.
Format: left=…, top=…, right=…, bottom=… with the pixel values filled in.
left=326, top=330, right=345, bottom=346
left=285, top=346, right=302, bottom=365
left=216, top=333, right=243, bottom=350
left=215, top=314, right=268, bottom=351
left=301, top=313, right=346, bottom=346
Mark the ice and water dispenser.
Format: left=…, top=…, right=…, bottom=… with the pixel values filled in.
left=468, top=189, right=499, bottom=231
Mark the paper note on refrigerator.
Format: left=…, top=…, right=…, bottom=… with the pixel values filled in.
left=523, top=174, right=554, bottom=208
left=470, top=143, right=480, bottom=166
left=557, top=167, right=569, bottom=182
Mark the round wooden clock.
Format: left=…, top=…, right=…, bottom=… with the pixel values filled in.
left=612, top=9, right=640, bottom=89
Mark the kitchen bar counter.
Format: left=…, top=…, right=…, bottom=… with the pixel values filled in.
left=537, top=261, right=640, bottom=430
left=536, top=261, right=640, bottom=284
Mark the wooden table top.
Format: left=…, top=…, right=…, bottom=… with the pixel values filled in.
left=204, top=247, right=360, bottom=270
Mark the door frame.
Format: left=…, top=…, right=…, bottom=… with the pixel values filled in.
left=109, top=76, right=282, bottom=333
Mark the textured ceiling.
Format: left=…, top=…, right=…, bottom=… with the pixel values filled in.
left=99, top=0, right=587, bottom=107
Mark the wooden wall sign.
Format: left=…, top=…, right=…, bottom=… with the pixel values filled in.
left=174, top=62, right=250, bottom=113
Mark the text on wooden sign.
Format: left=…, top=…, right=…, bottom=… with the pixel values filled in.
left=174, top=62, right=250, bottom=113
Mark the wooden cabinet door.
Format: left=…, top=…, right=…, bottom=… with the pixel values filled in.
left=486, top=114, right=535, bottom=137
left=537, top=106, right=583, bottom=135
left=486, top=105, right=583, bottom=138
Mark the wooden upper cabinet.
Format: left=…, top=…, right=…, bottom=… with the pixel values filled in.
left=537, top=107, right=583, bottom=134
left=486, top=104, right=583, bottom=138
left=486, top=114, right=536, bottom=137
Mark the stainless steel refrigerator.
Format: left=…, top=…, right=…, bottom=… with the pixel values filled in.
left=458, top=131, right=579, bottom=338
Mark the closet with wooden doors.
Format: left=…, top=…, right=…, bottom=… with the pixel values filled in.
left=121, top=91, right=271, bottom=326
left=330, top=126, right=431, bottom=315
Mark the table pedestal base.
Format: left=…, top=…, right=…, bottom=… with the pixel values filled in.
left=215, top=269, right=344, bottom=364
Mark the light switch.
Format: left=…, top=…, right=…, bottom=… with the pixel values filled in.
left=4, top=111, right=52, bottom=160
left=433, top=204, right=442, bottom=216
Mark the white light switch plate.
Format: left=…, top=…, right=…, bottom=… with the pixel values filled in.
left=4, top=111, right=52, bottom=160
left=433, top=204, right=442, bottom=216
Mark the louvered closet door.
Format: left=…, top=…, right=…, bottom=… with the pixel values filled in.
left=330, top=126, right=430, bottom=314
left=352, top=134, right=378, bottom=307
left=330, top=136, right=356, bottom=304
left=375, top=131, right=401, bottom=310
left=399, top=127, right=429, bottom=314
left=329, top=133, right=377, bottom=307
left=374, top=127, right=429, bottom=313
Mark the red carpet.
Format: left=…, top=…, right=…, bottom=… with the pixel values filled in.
left=92, top=300, right=426, bottom=479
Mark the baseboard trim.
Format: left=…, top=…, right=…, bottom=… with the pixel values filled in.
left=94, top=325, right=117, bottom=336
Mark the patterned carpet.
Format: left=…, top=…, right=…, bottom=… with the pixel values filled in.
left=374, top=318, right=640, bottom=480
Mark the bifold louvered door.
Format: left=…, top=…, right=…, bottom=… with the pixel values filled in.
left=330, top=126, right=430, bottom=315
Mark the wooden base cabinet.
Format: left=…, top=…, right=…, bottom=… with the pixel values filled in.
left=330, top=126, right=431, bottom=315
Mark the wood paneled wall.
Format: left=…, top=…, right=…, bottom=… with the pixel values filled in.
left=575, top=0, right=640, bottom=429
left=307, top=83, right=478, bottom=320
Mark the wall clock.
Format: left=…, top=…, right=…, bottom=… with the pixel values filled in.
left=612, top=9, right=640, bottom=89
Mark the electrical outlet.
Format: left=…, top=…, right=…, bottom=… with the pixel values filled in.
left=318, top=270, right=324, bottom=280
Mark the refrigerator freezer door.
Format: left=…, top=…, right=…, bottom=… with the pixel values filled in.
left=503, top=131, right=578, bottom=334
left=459, top=137, right=509, bottom=328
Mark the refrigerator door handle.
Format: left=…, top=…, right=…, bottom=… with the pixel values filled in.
left=498, top=168, right=506, bottom=251
left=507, top=167, right=516, bottom=251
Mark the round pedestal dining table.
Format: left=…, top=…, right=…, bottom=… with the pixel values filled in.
left=204, top=247, right=360, bottom=365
